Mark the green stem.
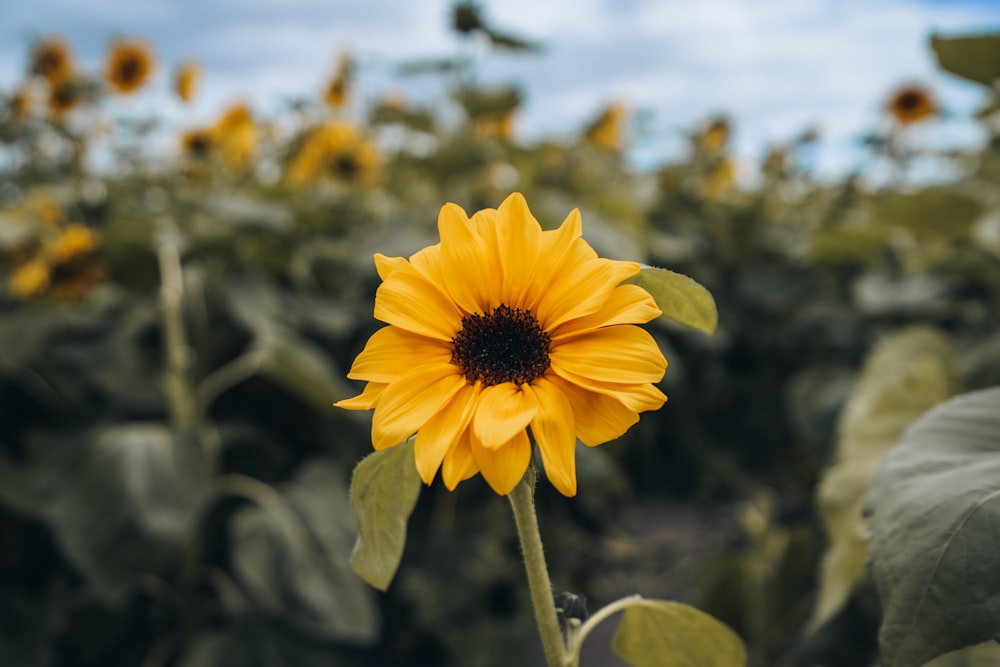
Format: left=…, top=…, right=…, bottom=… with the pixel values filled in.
left=508, top=467, right=567, bottom=667
left=156, top=224, right=198, bottom=428
left=566, top=594, right=643, bottom=666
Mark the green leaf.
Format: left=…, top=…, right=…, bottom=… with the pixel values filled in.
left=348, top=440, right=422, bottom=591
left=811, top=328, right=955, bottom=630
left=0, top=423, right=210, bottom=603
left=229, top=458, right=378, bottom=644
left=931, top=32, right=1000, bottom=87
left=624, top=267, right=718, bottom=334
left=866, top=387, right=1000, bottom=667
left=612, top=598, right=747, bottom=667
left=866, top=188, right=985, bottom=241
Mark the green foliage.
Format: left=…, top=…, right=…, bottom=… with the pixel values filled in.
left=867, top=387, right=1000, bottom=667
left=625, top=267, right=718, bottom=334
left=931, top=32, right=1000, bottom=86
left=811, top=328, right=955, bottom=630
left=612, top=598, right=747, bottom=667
left=348, top=440, right=423, bottom=591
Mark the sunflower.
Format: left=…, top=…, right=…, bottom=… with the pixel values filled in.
left=174, top=60, right=200, bottom=103
left=697, top=117, right=730, bottom=157
left=180, top=128, right=215, bottom=159
left=583, top=103, right=627, bottom=151
left=8, top=224, right=104, bottom=300
left=886, top=85, right=936, bottom=125
left=323, top=51, right=353, bottom=108
left=286, top=122, right=379, bottom=186
left=211, top=102, right=257, bottom=168
left=336, top=193, right=667, bottom=496
left=47, top=78, right=83, bottom=118
left=30, top=36, right=73, bottom=84
left=105, top=38, right=155, bottom=95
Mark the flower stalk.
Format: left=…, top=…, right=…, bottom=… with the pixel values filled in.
left=508, top=466, right=568, bottom=667
left=156, top=223, right=197, bottom=428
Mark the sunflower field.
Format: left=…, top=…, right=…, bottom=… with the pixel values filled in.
left=2, top=4, right=1000, bottom=667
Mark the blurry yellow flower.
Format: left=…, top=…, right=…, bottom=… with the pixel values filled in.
left=697, top=117, right=730, bottom=157
left=336, top=192, right=667, bottom=496
left=212, top=102, right=257, bottom=168
left=584, top=103, right=627, bottom=151
left=10, top=260, right=51, bottom=297
left=287, top=122, right=379, bottom=186
left=105, top=38, right=155, bottom=95
left=5, top=87, right=35, bottom=123
left=323, top=51, right=353, bottom=108
left=8, top=224, right=104, bottom=301
left=473, top=110, right=515, bottom=142
left=180, top=127, right=215, bottom=159
left=31, top=36, right=74, bottom=85
left=174, top=60, right=200, bottom=103
left=886, top=85, right=936, bottom=126
left=47, top=78, right=83, bottom=118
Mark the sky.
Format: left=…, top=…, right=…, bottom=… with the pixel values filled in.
left=2, top=0, right=1000, bottom=179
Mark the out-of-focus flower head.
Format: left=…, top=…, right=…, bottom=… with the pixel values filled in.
left=30, top=36, right=74, bottom=85
left=696, top=116, right=731, bottom=157
left=286, top=122, right=379, bottom=186
left=174, top=60, right=201, bottom=103
left=323, top=50, right=354, bottom=109
left=211, top=102, right=257, bottom=168
left=47, top=77, right=85, bottom=119
left=105, top=38, right=156, bottom=95
left=886, top=85, right=937, bottom=126
left=584, top=103, right=628, bottom=151
left=8, top=224, right=105, bottom=301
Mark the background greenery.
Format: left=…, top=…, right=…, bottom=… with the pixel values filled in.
left=1, top=6, right=999, bottom=666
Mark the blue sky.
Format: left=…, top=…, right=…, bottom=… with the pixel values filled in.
left=2, top=0, right=999, bottom=179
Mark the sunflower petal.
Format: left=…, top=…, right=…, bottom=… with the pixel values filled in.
left=348, top=326, right=452, bottom=382
left=535, top=256, right=641, bottom=330
left=552, top=284, right=661, bottom=338
left=551, top=325, right=666, bottom=384
left=550, top=366, right=667, bottom=413
left=442, top=428, right=479, bottom=490
left=546, top=375, right=641, bottom=446
left=474, top=383, right=539, bottom=449
left=495, top=193, right=542, bottom=307
left=371, top=364, right=465, bottom=450
left=471, top=429, right=531, bottom=495
left=334, top=381, right=387, bottom=410
left=525, top=378, right=578, bottom=497
left=438, top=203, right=500, bottom=314
left=374, top=261, right=463, bottom=340
left=374, top=253, right=409, bottom=281
left=414, top=383, right=478, bottom=485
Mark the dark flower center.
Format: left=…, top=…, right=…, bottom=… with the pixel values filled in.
left=332, top=153, right=359, bottom=180
left=451, top=304, right=551, bottom=386
left=119, top=56, right=141, bottom=83
left=896, top=91, right=923, bottom=111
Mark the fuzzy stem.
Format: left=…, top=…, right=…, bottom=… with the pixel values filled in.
left=156, top=225, right=198, bottom=428
left=508, top=467, right=567, bottom=667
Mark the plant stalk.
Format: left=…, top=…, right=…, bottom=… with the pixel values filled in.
left=508, top=466, right=567, bottom=667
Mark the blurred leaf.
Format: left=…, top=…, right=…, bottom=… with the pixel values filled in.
left=931, top=32, right=1000, bottom=87
left=0, top=423, right=210, bottom=603
left=866, top=188, right=985, bottom=241
left=454, top=86, right=522, bottom=120
left=178, top=617, right=346, bottom=667
left=923, top=642, right=1000, bottom=667
left=611, top=598, right=747, bottom=667
left=396, top=56, right=469, bottom=76
left=624, top=267, right=718, bottom=334
left=809, top=226, right=885, bottom=265
left=867, top=387, right=1000, bottom=667
left=348, top=439, right=422, bottom=592
left=229, top=458, right=378, bottom=644
left=252, top=327, right=350, bottom=410
left=810, top=328, right=955, bottom=631
left=484, top=27, right=543, bottom=52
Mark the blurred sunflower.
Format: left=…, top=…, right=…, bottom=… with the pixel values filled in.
left=174, top=60, right=200, bottom=103
left=30, top=36, right=74, bottom=85
left=212, top=102, right=257, bottom=168
left=5, top=87, right=35, bottom=124
left=180, top=128, right=215, bottom=159
left=47, top=78, right=84, bottom=118
left=697, top=117, right=730, bottom=157
left=336, top=192, right=667, bottom=496
left=584, top=103, right=627, bottom=151
left=886, top=85, right=936, bottom=125
left=473, top=110, right=515, bottom=142
left=286, top=122, right=379, bottom=186
left=9, top=224, right=105, bottom=300
left=323, top=51, right=353, bottom=108
left=105, top=38, right=155, bottom=95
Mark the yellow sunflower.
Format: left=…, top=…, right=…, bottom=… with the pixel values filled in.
left=174, top=60, right=200, bottom=103
left=8, top=224, right=105, bottom=300
left=584, top=103, right=627, bottom=151
left=105, top=38, right=155, bottom=95
left=212, top=102, right=257, bottom=168
left=336, top=193, right=667, bottom=496
left=47, top=78, right=83, bottom=118
left=30, top=36, right=74, bottom=85
left=323, top=51, right=353, bottom=108
left=886, top=85, right=936, bottom=125
left=286, top=122, right=378, bottom=186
